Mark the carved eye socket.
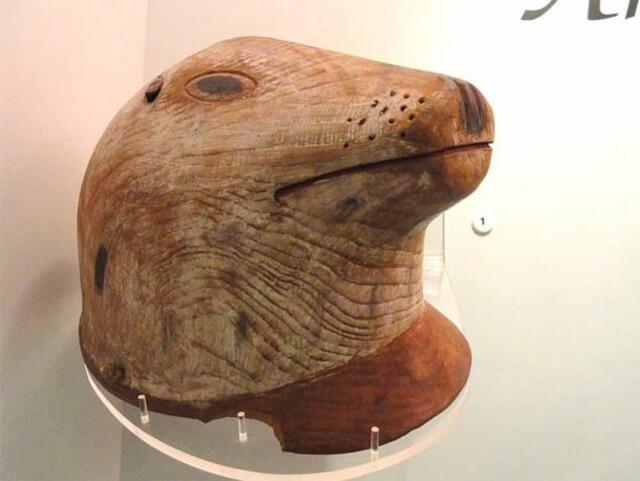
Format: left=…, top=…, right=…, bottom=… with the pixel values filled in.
left=186, top=72, right=256, bottom=102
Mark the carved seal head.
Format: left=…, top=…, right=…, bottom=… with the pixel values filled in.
left=79, top=37, right=493, bottom=453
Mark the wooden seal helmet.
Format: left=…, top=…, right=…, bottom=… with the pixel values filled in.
left=78, top=37, right=493, bottom=454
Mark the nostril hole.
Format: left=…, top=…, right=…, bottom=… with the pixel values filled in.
left=388, top=118, right=396, bottom=125
left=400, top=105, right=408, bottom=111
left=94, top=245, right=108, bottom=294
left=390, top=90, right=397, bottom=97
left=418, top=97, right=426, bottom=104
left=368, top=134, right=376, bottom=141
left=408, top=114, right=416, bottom=121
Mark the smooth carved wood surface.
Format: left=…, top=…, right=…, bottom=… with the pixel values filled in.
left=78, top=36, right=493, bottom=453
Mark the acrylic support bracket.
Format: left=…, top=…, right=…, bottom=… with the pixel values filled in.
left=237, top=411, right=248, bottom=443
left=370, top=427, right=380, bottom=461
left=137, top=394, right=149, bottom=425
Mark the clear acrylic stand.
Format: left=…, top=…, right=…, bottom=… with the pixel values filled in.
left=424, top=214, right=445, bottom=297
left=369, top=427, right=380, bottom=461
left=85, top=215, right=464, bottom=480
left=237, top=412, right=248, bottom=443
left=137, top=394, right=149, bottom=425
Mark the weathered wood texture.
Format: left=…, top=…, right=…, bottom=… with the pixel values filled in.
left=78, top=36, right=494, bottom=453
left=82, top=302, right=471, bottom=454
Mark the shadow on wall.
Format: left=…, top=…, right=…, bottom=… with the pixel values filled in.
left=1, top=262, right=85, bottom=479
left=0, top=157, right=123, bottom=479
left=6, top=262, right=78, bottom=343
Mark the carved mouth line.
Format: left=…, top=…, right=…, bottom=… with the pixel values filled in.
left=275, top=141, right=492, bottom=203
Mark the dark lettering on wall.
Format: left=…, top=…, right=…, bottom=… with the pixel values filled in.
left=523, top=0, right=638, bottom=20
left=588, top=0, right=618, bottom=19
left=522, top=0, right=558, bottom=20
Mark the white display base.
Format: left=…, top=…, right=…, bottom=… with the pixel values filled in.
left=85, top=271, right=466, bottom=480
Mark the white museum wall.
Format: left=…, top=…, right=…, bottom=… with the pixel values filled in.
left=407, top=2, right=640, bottom=480
left=0, top=1, right=148, bottom=480
left=1, top=1, right=639, bottom=480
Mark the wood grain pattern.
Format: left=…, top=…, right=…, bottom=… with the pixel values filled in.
left=78, top=36, right=493, bottom=453
left=83, top=301, right=470, bottom=454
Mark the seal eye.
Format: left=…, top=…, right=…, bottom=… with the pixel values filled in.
left=186, top=72, right=256, bottom=102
